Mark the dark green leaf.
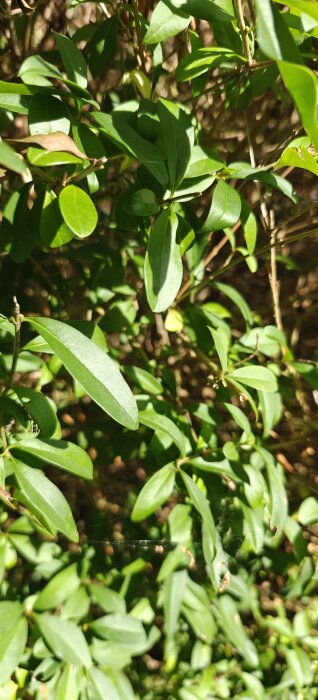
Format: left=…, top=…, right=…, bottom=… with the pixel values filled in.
left=158, top=98, right=194, bottom=190
left=54, top=32, right=87, bottom=88
left=14, top=387, right=58, bottom=437
left=144, top=208, right=183, bottom=312
left=124, top=189, right=160, bottom=217
left=86, top=16, right=118, bottom=78
left=28, top=94, right=71, bottom=136
left=92, top=111, right=168, bottom=188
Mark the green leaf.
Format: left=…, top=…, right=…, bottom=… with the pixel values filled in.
left=0, top=80, right=31, bottom=114
left=168, top=0, right=235, bottom=22
left=92, top=111, right=168, bottom=188
left=143, top=1, right=191, bottom=44
left=58, top=185, right=98, bottom=238
left=298, top=497, right=318, bottom=525
left=11, top=458, right=78, bottom=541
left=258, top=390, right=282, bottom=437
left=285, top=647, right=313, bottom=690
left=26, top=316, right=138, bottom=430
left=55, top=664, right=80, bottom=700
left=240, top=198, right=258, bottom=255
left=34, top=563, right=80, bottom=611
left=278, top=62, right=318, bottom=150
left=19, top=54, right=64, bottom=83
left=40, top=188, right=74, bottom=248
left=275, top=142, right=318, bottom=177
left=241, top=503, right=264, bottom=553
left=228, top=365, right=278, bottom=392
left=163, top=570, right=188, bottom=637
left=86, top=16, right=118, bottom=78
left=87, top=668, right=121, bottom=700
left=186, top=456, right=245, bottom=482
left=0, top=140, right=27, bottom=174
left=213, top=281, right=253, bottom=326
left=224, top=402, right=251, bottom=436
left=0, top=617, right=28, bottom=685
left=181, top=471, right=216, bottom=558
left=257, top=447, right=288, bottom=532
left=274, top=0, right=318, bottom=22
left=227, top=162, right=298, bottom=202
left=28, top=94, right=71, bottom=136
left=144, top=208, right=183, bottom=312
left=124, top=189, right=160, bottom=217
left=124, top=366, right=163, bottom=395
left=131, top=463, right=176, bottom=521
left=139, top=408, right=186, bottom=454
left=176, top=47, right=239, bottom=82
left=12, top=437, right=93, bottom=479
left=89, top=585, right=126, bottom=614
left=53, top=32, right=87, bottom=88
left=14, top=387, right=58, bottom=437
left=201, top=181, right=241, bottom=233
left=255, top=0, right=301, bottom=62
left=35, top=613, right=92, bottom=666
left=209, top=326, right=229, bottom=372
left=215, top=595, right=259, bottom=667
left=158, top=99, right=194, bottom=190
left=27, top=147, right=83, bottom=167
left=0, top=396, right=29, bottom=429
left=184, top=144, right=225, bottom=178
left=89, top=613, right=147, bottom=651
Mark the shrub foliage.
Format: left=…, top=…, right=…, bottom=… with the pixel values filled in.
left=0, top=0, right=317, bottom=697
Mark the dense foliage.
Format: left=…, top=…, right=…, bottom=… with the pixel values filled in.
left=0, top=0, right=318, bottom=697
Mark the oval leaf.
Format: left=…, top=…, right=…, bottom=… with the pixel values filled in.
left=59, top=185, right=98, bottom=238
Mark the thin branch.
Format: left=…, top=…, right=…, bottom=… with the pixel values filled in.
left=234, top=0, right=253, bottom=67
left=133, top=0, right=146, bottom=72
left=2, top=297, right=21, bottom=397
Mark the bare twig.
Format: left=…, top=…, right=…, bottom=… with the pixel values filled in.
left=133, top=0, right=146, bottom=72
left=2, top=297, right=22, bottom=397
